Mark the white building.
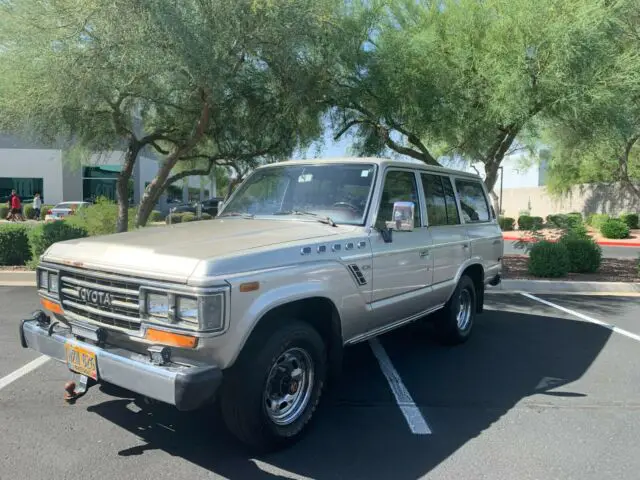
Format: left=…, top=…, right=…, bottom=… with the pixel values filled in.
left=0, top=133, right=216, bottom=211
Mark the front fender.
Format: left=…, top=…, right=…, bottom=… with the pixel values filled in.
left=213, top=261, right=370, bottom=368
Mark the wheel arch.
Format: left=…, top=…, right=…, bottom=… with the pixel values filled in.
left=237, top=296, right=344, bottom=382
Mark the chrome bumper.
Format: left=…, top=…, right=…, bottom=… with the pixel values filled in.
left=19, top=315, right=222, bottom=411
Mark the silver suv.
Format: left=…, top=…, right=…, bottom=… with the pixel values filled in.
left=19, top=157, right=503, bottom=452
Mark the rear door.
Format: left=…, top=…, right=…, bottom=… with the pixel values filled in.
left=452, top=177, right=503, bottom=277
left=420, top=173, right=470, bottom=304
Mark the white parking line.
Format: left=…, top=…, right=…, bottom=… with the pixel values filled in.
left=521, top=292, right=640, bottom=343
left=368, top=338, right=432, bottom=435
left=0, top=356, right=50, bottom=391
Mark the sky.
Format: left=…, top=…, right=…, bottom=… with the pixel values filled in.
left=294, top=129, right=544, bottom=190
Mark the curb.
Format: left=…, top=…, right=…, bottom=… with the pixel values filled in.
left=487, top=279, right=640, bottom=295
left=502, top=234, right=640, bottom=248
left=0, top=271, right=36, bottom=287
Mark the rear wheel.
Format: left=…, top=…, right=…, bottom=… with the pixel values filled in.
left=220, top=320, right=327, bottom=453
left=434, top=274, right=476, bottom=345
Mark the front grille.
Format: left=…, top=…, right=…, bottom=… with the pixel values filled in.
left=59, top=271, right=142, bottom=332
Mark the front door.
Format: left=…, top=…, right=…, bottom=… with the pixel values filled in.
left=370, top=169, right=434, bottom=326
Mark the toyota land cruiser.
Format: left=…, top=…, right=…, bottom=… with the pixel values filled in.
left=19, top=157, right=503, bottom=452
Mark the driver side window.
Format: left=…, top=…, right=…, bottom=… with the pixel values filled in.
left=375, top=170, right=421, bottom=229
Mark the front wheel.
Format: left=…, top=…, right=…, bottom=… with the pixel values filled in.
left=434, top=274, right=477, bottom=345
left=220, top=320, right=327, bottom=453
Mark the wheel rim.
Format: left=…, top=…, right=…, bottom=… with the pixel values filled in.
left=456, top=288, right=472, bottom=331
left=263, top=347, right=315, bottom=426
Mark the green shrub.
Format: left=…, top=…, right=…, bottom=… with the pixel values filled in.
left=518, top=215, right=543, bottom=230
left=28, top=222, right=88, bottom=265
left=181, top=213, right=196, bottom=222
left=499, top=217, right=515, bottom=231
left=566, top=212, right=583, bottom=228
left=200, top=213, right=213, bottom=221
left=559, top=237, right=602, bottom=273
left=546, top=214, right=567, bottom=228
left=149, top=210, right=164, bottom=222
left=599, top=218, right=630, bottom=239
left=166, top=213, right=183, bottom=224
left=619, top=213, right=639, bottom=230
left=527, top=241, right=570, bottom=278
left=66, top=198, right=118, bottom=236
left=40, top=205, right=53, bottom=220
left=589, top=214, right=610, bottom=230
left=0, top=205, right=9, bottom=219
left=23, top=205, right=35, bottom=219
left=0, top=224, right=32, bottom=266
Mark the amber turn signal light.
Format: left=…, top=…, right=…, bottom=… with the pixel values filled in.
left=145, top=328, right=198, bottom=349
left=40, top=298, right=63, bottom=315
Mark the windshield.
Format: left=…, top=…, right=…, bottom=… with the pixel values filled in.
left=219, top=163, right=377, bottom=225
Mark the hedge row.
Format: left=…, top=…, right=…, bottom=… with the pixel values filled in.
left=165, top=212, right=213, bottom=224
left=0, top=222, right=88, bottom=267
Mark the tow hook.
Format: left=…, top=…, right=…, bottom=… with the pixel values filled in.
left=63, top=374, right=90, bottom=404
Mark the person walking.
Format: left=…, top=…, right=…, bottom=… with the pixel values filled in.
left=33, top=193, right=42, bottom=221
left=8, top=190, right=24, bottom=221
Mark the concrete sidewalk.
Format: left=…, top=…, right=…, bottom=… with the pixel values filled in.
left=0, top=271, right=36, bottom=286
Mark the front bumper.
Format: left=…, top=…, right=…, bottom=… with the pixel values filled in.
left=19, top=314, right=222, bottom=411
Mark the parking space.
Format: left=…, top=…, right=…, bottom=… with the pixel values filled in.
left=1, top=287, right=640, bottom=479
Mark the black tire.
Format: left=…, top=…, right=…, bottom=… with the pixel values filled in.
left=434, top=274, right=476, bottom=345
left=220, top=320, right=327, bottom=453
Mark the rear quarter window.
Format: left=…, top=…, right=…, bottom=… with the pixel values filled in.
left=454, top=179, right=491, bottom=223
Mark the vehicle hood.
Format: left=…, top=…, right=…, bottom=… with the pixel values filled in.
left=42, top=218, right=349, bottom=282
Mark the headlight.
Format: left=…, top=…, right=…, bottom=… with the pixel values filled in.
left=177, top=297, right=198, bottom=324
left=38, top=269, right=58, bottom=296
left=49, top=273, right=59, bottom=293
left=143, top=290, right=225, bottom=332
left=148, top=293, right=171, bottom=319
left=39, top=270, right=49, bottom=291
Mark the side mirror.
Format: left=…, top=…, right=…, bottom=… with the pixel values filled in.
left=385, top=201, right=415, bottom=232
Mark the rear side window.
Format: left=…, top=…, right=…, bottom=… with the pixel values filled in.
left=454, top=179, right=490, bottom=223
left=421, top=174, right=460, bottom=226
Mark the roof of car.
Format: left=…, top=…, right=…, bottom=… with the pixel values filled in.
left=258, top=157, right=482, bottom=180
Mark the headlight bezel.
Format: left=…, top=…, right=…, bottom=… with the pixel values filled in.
left=37, top=267, right=59, bottom=297
left=140, top=286, right=227, bottom=334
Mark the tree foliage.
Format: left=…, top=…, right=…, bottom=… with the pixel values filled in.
left=541, top=0, right=640, bottom=200
left=329, top=0, right=623, bottom=201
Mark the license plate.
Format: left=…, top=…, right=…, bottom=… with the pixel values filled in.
left=64, top=343, right=98, bottom=380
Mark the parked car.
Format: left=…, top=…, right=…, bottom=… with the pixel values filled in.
left=19, top=157, right=503, bottom=453
left=169, top=197, right=225, bottom=217
left=44, top=201, right=91, bottom=222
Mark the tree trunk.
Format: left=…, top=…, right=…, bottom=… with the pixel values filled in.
left=116, top=140, right=141, bottom=233
left=135, top=95, right=211, bottom=227
left=136, top=150, right=184, bottom=227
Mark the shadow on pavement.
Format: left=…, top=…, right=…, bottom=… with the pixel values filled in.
left=87, top=302, right=612, bottom=479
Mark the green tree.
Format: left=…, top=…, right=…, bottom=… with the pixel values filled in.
left=329, top=0, right=621, bottom=203
left=541, top=0, right=640, bottom=201
left=0, top=0, right=210, bottom=233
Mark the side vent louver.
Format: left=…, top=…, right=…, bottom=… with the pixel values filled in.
left=347, top=264, right=367, bottom=286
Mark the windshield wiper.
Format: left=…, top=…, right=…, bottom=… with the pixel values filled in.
left=273, top=210, right=337, bottom=227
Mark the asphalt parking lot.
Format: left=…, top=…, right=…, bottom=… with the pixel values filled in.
left=1, top=286, right=640, bottom=480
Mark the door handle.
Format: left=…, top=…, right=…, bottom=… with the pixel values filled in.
left=419, top=250, right=430, bottom=258
left=492, top=239, right=502, bottom=245
left=462, top=243, right=469, bottom=249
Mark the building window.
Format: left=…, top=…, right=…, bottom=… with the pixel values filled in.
left=82, top=166, right=132, bottom=203
left=0, top=177, right=44, bottom=203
